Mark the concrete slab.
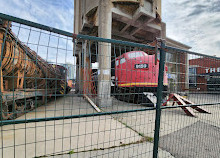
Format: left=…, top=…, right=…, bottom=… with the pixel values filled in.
left=188, top=93, right=220, bottom=105
left=111, top=109, right=199, bottom=138
left=159, top=121, right=220, bottom=158
left=0, top=96, right=142, bottom=158
left=102, top=98, right=200, bottom=137
left=1, top=94, right=219, bottom=158
left=17, top=96, right=97, bottom=119
left=0, top=116, right=142, bottom=158
left=50, top=142, right=174, bottom=158
left=99, top=94, right=220, bottom=158
left=103, top=95, right=220, bottom=138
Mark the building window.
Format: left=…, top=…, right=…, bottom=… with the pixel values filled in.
left=189, top=67, right=197, bottom=88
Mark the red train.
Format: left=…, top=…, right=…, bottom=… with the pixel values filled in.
left=112, top=51, right=168, bottom=104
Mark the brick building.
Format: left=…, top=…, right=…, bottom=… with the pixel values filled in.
left=189, top=57, right=220, bottom=91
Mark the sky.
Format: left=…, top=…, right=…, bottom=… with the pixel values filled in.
left=162, top=0, right=220, bottom=56
left=0, top=0, right=219, bottom=57
left=0, top=0, right=75, bottom=78
left=0, top=0, right=74, bottom=32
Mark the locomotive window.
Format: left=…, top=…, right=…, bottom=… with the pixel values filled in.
left=116, top=60, right=119, bottom=66
left=120, top=58, right=126, bottom=64
left=128, top=52, right=143, bottom=59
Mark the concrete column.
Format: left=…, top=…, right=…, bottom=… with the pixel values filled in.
left=75, top=56, right=79, bottom=94
left=97, top=0, right=113, bottom=106
left=161, top=22, right=166, bottom=39
left=74, top=0, right=81, bottom=94
left=74, top=0, right=79, bottom=34
left=185, top=54, right=189, bottom=91
left=78, top=50, right=84, bottom=94
left=74, top=0, right=82, bottom=34
left=75, top=41, right=91, bottom=95
left=82, top=40, right=91, bottom=95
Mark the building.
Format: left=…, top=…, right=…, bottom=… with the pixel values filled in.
left=74, top=0, right=163, bottom=42
left=74, top=0, right=191, bottom=105
left=165, top=38, right=191, bottom=92
left=189, top=57, right=220, bottom=91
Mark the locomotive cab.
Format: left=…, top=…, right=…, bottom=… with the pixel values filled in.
left=113, top=51, right=168, bottom=104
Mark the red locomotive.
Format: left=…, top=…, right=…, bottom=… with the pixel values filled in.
left=112, top=51, right=168, bottom=104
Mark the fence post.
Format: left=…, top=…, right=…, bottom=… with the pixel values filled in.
left=153, top=39, right=166, bottom=158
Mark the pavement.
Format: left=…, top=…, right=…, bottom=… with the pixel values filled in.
left=159, top=121, right=220, bottom=158
left=0, top=93, right=219, bottom=158
left=49, top=142, right=173, bottom=158
left=0, top=95, right=143, bottom=158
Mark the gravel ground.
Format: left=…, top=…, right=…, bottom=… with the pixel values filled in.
left=159, top=121, right=220, bottom=158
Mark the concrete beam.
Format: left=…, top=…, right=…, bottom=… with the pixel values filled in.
left=146, top=23, right=161, bottom=31
left=130, top=28, right=141, bottom=36
left=112, top=7, right=133, bottom=20
left=112, top=10, right=160, bottom=34
left=112, top=30, right=145, bottom=43
left=120, top=24, right=131, bottom=33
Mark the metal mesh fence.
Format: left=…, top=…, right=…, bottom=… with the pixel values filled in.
left=0, top=13, right=219, bottom=158
left=158, top=49, right=220, bottom=158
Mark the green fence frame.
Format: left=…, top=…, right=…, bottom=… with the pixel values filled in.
left=0, top=12, right=219, bottom=158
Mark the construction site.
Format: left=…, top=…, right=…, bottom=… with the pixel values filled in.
left=0, top=0, right=219, bottom=158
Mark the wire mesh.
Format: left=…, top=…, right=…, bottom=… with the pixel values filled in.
left=0, top=13, right=219, bottom=158
left=0, top=15, right=159, bottom=158
left=158, top=48, right=220, bottom=158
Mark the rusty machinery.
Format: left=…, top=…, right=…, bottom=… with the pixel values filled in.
left=0, top=20, right=69, bottom=120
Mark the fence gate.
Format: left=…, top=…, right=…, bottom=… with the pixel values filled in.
left=0, top=13, right=220, bottom=158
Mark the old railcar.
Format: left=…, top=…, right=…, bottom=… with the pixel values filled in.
left=0, top=20, right=68, bottom=119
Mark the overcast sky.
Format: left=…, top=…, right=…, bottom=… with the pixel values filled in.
left=0, top=0, right=74, bottom=32
left=0, top=0, right=219, bottom=57
left=162, top=0, right=220, bottom=56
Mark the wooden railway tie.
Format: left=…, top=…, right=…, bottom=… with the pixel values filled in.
left=162, top=93, right=211, bottom=117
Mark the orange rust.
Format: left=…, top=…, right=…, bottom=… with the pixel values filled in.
left=0, top=20, right=65, bottom=92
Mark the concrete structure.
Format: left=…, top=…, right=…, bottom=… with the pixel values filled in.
left=74, top=0, right=164, bottom=106
left=74, top=0, right=162, bottom=42
left=73, top=0, right=191, bottom=105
